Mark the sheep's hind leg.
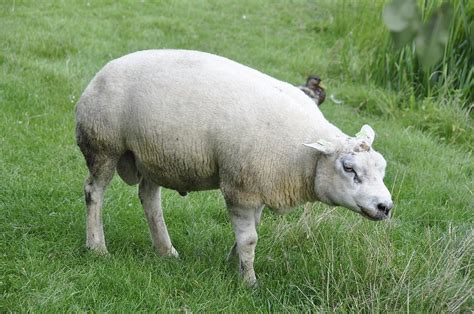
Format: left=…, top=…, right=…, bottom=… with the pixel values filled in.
left=139, top=179, right=178, bottom=258
left=228, top=206, right=260, bottom=287
left=84, top=154, right=116, bottom=254
left=226, top=205, right=263, bottom=263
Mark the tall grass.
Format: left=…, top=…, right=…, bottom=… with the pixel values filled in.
left=371, top=0, right=473, bottom=107
left=324, top=0, right=473, bottom=149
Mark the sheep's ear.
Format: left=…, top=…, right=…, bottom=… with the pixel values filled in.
left=303, top=139, right=336, bottom=155
left=356, top=124, right=375, bottom=146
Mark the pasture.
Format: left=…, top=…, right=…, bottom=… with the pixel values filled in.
left=1, top=0, right=472, bottom=312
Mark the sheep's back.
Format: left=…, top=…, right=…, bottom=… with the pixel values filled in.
left=76, top=50, right=332, bottom=203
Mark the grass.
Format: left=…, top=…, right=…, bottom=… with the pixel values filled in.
left=323, top=0, right=474, bottom=149
left=0, top=0, right=472, bottom=312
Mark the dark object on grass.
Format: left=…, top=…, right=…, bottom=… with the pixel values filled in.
left=297, top=75, right=326, bottom=106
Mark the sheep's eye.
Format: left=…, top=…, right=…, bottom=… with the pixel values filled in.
left=343, top=165, right=353, bottom=173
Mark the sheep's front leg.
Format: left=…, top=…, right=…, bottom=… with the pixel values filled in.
left=228, top=206, right=259, bottom=287
left=139, top=179, right=178, bottom=258
left=226, top=205, right=263, bottom=262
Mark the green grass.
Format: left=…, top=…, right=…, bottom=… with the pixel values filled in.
left=322, top=0, right=474, bottom=149
left=1, top=0, right=472, bottom=312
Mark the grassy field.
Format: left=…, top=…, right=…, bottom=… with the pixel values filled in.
left=1, top=0, right=472, bottom=312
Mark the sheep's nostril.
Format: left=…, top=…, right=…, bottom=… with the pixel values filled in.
left=377, top=202, right=393, bottom=215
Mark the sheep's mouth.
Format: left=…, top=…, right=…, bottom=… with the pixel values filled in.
left=357, top=204, right=386, bottom=221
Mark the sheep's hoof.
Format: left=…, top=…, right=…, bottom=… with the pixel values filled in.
left=240, top=264, right=258, bottom=288
left=169, top=246, right=179, bottom=258
left=86, top=244, right=109, bottom=255
left=243, top=275, right=258, bottom=288
left=157, top=246, right=179, bottom=258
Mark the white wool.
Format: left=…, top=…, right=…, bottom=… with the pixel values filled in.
left=76, top=50, right=393, bottom=286
left=76, top=49, right=347, bottom=211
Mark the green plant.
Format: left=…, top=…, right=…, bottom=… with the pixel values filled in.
left=1, top=1, right=472, bottom=312
left=383, top=0, right=453, bottom=68
left=377, top=0, right=473, bottom=106
left=323, top=0, right=473, bottom=147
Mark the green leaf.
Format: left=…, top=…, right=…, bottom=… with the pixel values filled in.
left=383, top=1, right=408, bottom=31
left=415, top=3, right=453, bottom=68
left=383, top=0, right=421, bottom=49
left=383, top=0, right=420, bottom=32
left=390, top=24, right=418, bottom=49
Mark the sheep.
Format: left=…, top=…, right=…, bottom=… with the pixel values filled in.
left=75, top=49, right=393, bottom=286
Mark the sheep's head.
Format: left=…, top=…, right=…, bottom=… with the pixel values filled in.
left=304, top=125, right=393, bottom=221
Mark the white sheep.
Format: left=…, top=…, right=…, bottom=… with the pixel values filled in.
left=75, top=49, right=393, bottom=286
